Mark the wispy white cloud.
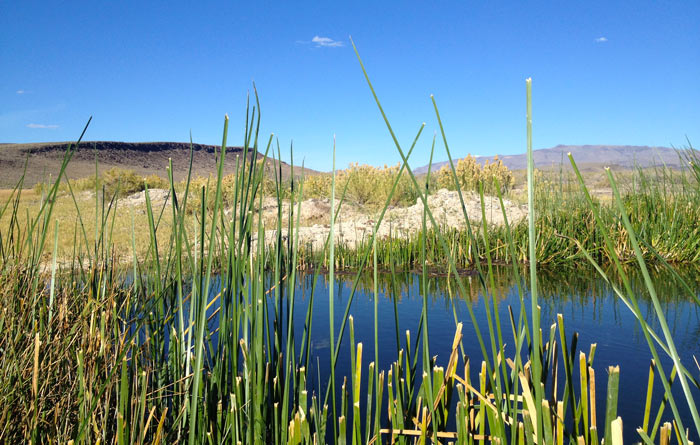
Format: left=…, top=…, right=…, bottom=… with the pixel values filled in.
left=311, top=36, right=343, bottom=48
left=26, top=123, right=59, bottom=129
left=16, top=90, right=26, bottom=94
left=595, top=36, right=608, bottom=43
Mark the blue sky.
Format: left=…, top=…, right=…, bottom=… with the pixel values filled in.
left=2, top=1, right=698, bottom=171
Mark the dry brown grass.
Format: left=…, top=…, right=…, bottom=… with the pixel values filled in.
left=0, top=189, right=37, bottom=201
left=0, top=189, right=175, bottom=262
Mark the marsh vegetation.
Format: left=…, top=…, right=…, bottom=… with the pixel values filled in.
left=1, top=46, right=699, bottom=445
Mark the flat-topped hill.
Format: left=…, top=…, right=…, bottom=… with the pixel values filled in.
left=0, top=141, right=315, bottom=188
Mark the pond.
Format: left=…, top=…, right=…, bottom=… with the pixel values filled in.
left=273, top=264, right=700, bottom=443
left=169, top=263, right=700, bottom=442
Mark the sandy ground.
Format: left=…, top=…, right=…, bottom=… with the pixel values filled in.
left=257, top=189, right=526, bottom=249
left=117, top=188, right=527, bottom=250
left=75, top=187, right=527, bottom=247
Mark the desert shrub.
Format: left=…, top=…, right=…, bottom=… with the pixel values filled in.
left=435, top=155, right=514, bottom=194
left=180, top=173, right=261, bottom=213
left=70, top=175, right=98, bottom=193
left=339, top=163, right=416, bottom=207
left=175, top=163, right=418, bottom=214
left=144, top=173, right=169, bottom=190
left=98, top=168, right=168, bottom=197
left=261, top=177, right=297, bottom=201
left=221, top=173, right=240, bottom=205
left=59, top=168, right=169, bottom=198
left=391, top=168, right=418, bottom=206
left=178, top=175, right=212, bottom=213
left=341, top=163, right=382, bottom=205
left=302, top=174, right=333, bottom=199
left=481, top=157, right=514, bottom=192
left=102, top=168, right=141, bottom=195
left=32, top=182, right=49, bottom=196
left=294, top=164, right=415, bottom=207
left=32, top=168, right=165, bottom=198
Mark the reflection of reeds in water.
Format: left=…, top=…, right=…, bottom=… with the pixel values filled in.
left=321, top=264, right=699, bottom=322
left=1, top=45, right=699, bottom=445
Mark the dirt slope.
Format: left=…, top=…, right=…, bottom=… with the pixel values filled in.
left=0, top=141, right=315, bottom=188
left=118, top=187, right=526, bottom=251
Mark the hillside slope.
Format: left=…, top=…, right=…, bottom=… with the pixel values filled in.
left=0, top=141, right=315, bottom=188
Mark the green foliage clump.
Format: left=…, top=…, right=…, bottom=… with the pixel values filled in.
left=99, top=168, right=168, bottom=197
left=435, top=155, right=514, bottom=194
left=33, top=168, right=169, bottom=198
left=340, top=163, right=415, bottom=206
left=302, top=173, right=333, bottom=199
left=302, top=163, right=417, bottom=207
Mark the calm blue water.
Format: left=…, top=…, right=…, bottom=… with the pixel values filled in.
left=156, top=264, right=700, bottom=442
left=281, top=265, right=700, bottom=443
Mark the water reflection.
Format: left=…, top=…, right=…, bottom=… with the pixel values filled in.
left=293, top=264, right=700, bottom=442
left=140, top=263, right=699, bottom=442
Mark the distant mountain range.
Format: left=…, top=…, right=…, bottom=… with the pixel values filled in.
left=413, top=145, right=693, bottom=174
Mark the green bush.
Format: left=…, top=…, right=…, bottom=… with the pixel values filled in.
left=32, top=168, right=170, bottom=198
left=435, top=155, right=514, bottom=194
left=299, top=163, right=417, bottom=208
